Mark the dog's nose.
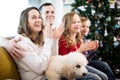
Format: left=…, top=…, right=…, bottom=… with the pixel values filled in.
left=82, top=73, right=87, bottom=76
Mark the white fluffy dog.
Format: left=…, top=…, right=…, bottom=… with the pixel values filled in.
left=45, top=52, right=88, bottom=80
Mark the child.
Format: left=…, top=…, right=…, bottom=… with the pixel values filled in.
left=80, top=17, right=115, bottom=80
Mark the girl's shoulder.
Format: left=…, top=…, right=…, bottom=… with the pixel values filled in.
left=59, top=35, right=66, bottom=41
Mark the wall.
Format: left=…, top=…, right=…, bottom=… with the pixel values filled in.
left=63, top=0, right=74, bottom=15
left=0, top=0, right=30, bottom=37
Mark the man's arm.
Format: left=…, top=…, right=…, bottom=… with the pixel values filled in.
left=1, top=37, right=25, bottom=60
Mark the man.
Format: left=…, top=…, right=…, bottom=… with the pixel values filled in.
left=39, top=3, right=65, bottom=56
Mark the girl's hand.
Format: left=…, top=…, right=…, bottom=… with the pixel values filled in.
left=78, top=41, right=99, bottom=53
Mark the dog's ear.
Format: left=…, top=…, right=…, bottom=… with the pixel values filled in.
left=61, top=63, right=75, bottom=79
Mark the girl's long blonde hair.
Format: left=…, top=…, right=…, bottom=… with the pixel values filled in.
left=62, top=12, right=83, bottom=47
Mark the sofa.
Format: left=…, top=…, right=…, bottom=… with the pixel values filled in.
left=0, top=46, right=20, bottom=80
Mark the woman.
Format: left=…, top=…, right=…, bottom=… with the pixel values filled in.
left=11, top=7, right=53, bottom=80
left=59, top=12, right=108, bottom=80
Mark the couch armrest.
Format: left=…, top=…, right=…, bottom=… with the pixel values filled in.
left=0, top=47, right=20, bottom=80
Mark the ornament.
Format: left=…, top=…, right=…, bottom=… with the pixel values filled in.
left=113, top=41, right=119, bottom=47
left=114, top=37, right=117, bottom=41
left=95, top=23, right=98, bottom=27
left=91, top=9, right=95, bottom=15
left=104, top=27, right=108, bottom=36
left=78, top=6, right=86, bottom=11
left=98, top=13, right=103, bottom=18
left=74, top=9, right=79, bottom=13
left=86, top=0, right=91, bottom=3
left=114, top=24, right=119, bottom=29
left=99, top=41, right=103, bottom=47
left=106, top=16, right=111, bottom=21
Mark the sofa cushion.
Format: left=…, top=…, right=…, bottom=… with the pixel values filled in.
left=0, top=47, right=20, bottom=80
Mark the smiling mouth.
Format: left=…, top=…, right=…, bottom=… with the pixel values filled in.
left=34, top=24, right=41, bottom=27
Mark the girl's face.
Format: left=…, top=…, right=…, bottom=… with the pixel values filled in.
left=28, top=9, right=43, bottom=34
left=69, top=14, right=81, bottom=33
left=81, top=20, right=90, bottom=36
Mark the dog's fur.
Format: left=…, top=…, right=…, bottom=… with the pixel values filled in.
left=45, top=52, right=88, bottom=80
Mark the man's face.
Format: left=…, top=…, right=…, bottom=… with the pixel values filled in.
left=42, top=5, right=55, bottom=25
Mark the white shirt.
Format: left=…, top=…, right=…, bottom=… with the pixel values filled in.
left=13, top=35, right=53, bottom=80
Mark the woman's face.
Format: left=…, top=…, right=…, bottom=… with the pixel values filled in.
left=28, top=9, right=43, bottom=34
left=81, top=20, right=90, bottom=36
left=69, top=14, right=81, bottom=33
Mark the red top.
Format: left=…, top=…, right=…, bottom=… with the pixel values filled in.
left=59, top=36, right=80, bottom=55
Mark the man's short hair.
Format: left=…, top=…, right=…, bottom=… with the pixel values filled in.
left=39, top=3, right=54, bottom=11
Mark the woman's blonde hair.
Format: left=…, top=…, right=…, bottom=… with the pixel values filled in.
left=62, top=12, right=83, bottom=47
left=17, top=7, right=44, bottom=46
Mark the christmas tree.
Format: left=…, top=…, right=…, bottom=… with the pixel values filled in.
left=71, top=0, right=120, bottom=78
